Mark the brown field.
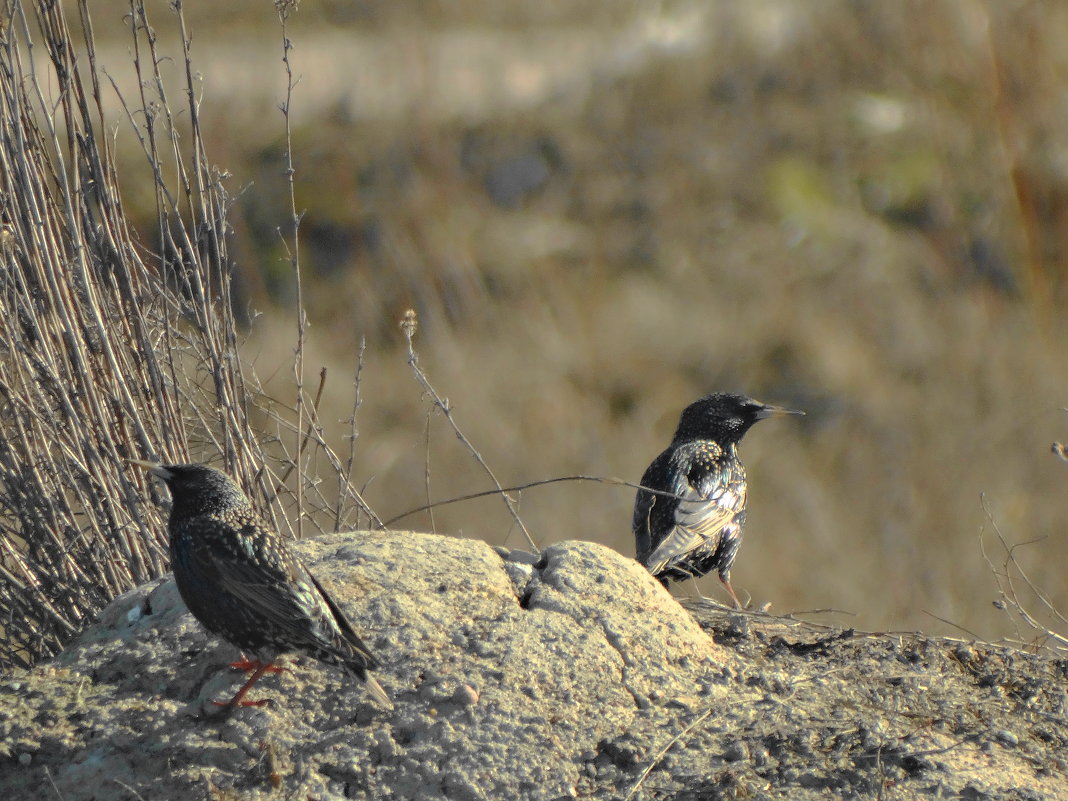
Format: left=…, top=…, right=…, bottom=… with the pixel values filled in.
left=79, top=1, right=1068, bottom=640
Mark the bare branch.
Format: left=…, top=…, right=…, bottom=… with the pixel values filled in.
left=399, top=309, right=539, bottom=552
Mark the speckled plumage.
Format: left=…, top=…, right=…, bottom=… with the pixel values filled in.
left=143, top=462, right=391, bottom=710
left=633, top=393, right=803, bottom=607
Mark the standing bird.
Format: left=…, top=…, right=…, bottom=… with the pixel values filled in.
left=632, top=393, right=803, bottom=608
left=134, top=461, right=392, bottom=711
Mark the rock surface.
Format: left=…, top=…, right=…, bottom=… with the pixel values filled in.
left=0, top=531, right=1066, bottom=800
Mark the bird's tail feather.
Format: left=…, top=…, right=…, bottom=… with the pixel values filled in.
left=362, top=674, right=393, bottom=710
left=645, top=529, right=707, bottom=575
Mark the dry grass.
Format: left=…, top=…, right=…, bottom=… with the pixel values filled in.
left=0, top=0, right=374, bottom=670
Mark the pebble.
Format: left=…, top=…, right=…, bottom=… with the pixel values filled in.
left=723, top=741, right=747, bottom=762
left=452, top=684, right=480, bottom=706
left=995, top=729, right=1019, bottom=747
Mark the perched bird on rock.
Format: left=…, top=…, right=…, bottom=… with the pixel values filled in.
left=632, top=393, right=803, bottom=608
left=133, top=461, right=391, bottom=711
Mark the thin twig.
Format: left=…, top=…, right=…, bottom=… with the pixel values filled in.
left=249, top=386, right=382, bottom=530
left=622, top=707, right=717, bottom=801
left=276, top=366, right=327, bottom=491
left=110, top=779, right=149, bottom=801
left=920, top=610, right=984, bottom=642
left=378, top=474, right=669, bottom=530
left=44, top=766, right=65, bottom=801
left=979, top=493, right=1068, bottom=653
left=336, top=337, right=367, bottom=531
left=424, top=416, right=436, bottom=534
left=399, top=309, right=539, bottom=552
left=276, top=0, right=305, bottom=539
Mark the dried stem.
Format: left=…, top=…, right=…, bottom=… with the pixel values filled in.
left=0, top=0, right=370, bottom=671
left=378, top=474, right=670, bottom=531
left=979, top=493, right=1068, bottom=654
left=275, top=0, right=305, bottom=539
left=399, top=310, right=539, bottom=552
left=336, top=337, right=367, bottom=532
left=424, top=417, right=437, bottom=534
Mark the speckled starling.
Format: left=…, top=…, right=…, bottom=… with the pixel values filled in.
left=135, top=461, right=392, bottom=710
left=632, top=393, right=803, bottom=608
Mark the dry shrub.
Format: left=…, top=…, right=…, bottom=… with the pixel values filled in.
left=0, top=0, right=373, bottom=671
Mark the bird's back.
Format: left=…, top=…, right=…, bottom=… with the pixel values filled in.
left=146, top=462, right=391, bottom=708
left=169, top=505, right=280, bottom=654
left=169, top=504, right=379, bottom=677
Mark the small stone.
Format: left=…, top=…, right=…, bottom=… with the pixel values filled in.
left=714, top=615, right=751, bottom=645
left=17, top=754, right=31, bottom=767
left=453, top=684, right=480, bottom=706
left=750, top=744, right=769, bottom=767
left=995, top=730, right=1019, bottom=747
left=953, top=644, right=976, bottom=663
left=723, top=741, right=747, bottom=762
left=665, top=695, right=700, bottom=711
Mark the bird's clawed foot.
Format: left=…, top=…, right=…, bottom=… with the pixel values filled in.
left=208, top=660, right=279, bottom=712
left=211, top=697, right=273, bottom=709
left=721, top=576, right=746, bottom=610
left=228, top=658, right=286, bottom=674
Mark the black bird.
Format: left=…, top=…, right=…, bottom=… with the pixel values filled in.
left=134, top=461, right=392, bottom=711
left=632, top=393, right=803, bottom=607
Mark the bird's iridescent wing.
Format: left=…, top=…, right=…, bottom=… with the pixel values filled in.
left=633, top=449, right=673, bottom=564
left=184, top=521, right=374, bottom=665
left=644, top=465, right=746, bottom=576
left=305, top=571, right=380, bottom=670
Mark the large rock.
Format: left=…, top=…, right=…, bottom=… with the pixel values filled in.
left=0, top=530, right=1066, bottom=800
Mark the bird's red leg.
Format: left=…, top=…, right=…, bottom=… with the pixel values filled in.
left=228, top=655, right=285, bottom=674
left=721, top=576, right=743, bottom=609
left=213, top=661, right=276, bottom=708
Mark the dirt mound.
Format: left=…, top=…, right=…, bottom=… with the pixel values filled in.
left=0, top=531, right=1064, bottom=799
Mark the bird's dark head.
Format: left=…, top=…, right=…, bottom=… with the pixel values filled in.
left=135, top=462, right=252, bottom=520
left=673, top=392, right=804, bottom=444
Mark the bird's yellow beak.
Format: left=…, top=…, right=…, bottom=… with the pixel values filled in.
left=128, top=459, right=171, bottom=480
left=755, top=402, right=805, bottom=420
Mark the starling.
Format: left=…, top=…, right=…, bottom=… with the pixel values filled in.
left=134, top=461, right=392, bottom=711
left=632, top=393, right=803, bottom=607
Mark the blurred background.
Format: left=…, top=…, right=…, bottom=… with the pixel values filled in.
left=91, top=1, right=1068, bottom=639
